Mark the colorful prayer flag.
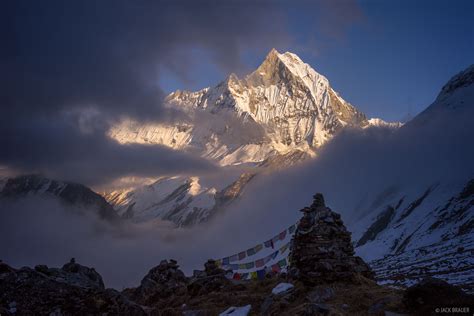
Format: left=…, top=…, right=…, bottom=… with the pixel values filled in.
left=272, top=235, right=280, bottom=243
left=239, top=264, right=246, bottom=270
left=288, top=224, right=296, bottom=234
left=255, top=259, right=264, bottom=268
left=246, top=248, right=256, bottom=256
left=222, top=257, right=230, bottom=265
left=271, top=264, right=281, bottom=273
left=278, top=258, right=287, bottom=268
left=238, top=251, right=246, bottom=260
left=216, top=259, right=222, bottom=267
left=271, top=250, right=279, bottom=259
left=246, top=262, right=255, bottom=269
left=279, top=230, right=287, bottom=240
left=263, top=250, right=279, bottom=264
left=279, top=243, right=289, bottom=254
left=257, top=269, right=266, bottom=280
left=254, top=244, right=263, bottom=253
left=250, top=271, right=257, bottom=280
left=230, top=254, right=239, bottom=262
left=241, top=273, right=249, bottom=280
left=233, top=273, right=241, bottom=280
left=263, top=255, right=271, bottom=264
left=264, top=240, right=272, bottom=248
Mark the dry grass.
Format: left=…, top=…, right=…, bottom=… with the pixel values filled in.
left=148, top=275, right=408, bottom=315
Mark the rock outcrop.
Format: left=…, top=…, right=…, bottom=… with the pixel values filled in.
left=129, top=259, right=189, bottom=305
left=1, top=174, right=120, bottom=221
left=403, top=278, right=474, bottom=315
left=187, top=259, right=232, bottom=296
left=289, top=193, right=374, bottom=284
left=0, top=260, right=145, bottom=315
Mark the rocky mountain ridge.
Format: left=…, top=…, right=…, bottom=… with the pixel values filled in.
left=0, top=174, right=119, bottom=221
left=109, top=49, right=374, bottom=166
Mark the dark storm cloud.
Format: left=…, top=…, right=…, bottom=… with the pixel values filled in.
left=0, top=116, right=216, bottom=186
left=2, top=0, right=289, bottom=120
left=0, top=0, right=290, bottom=184
left=0, top=0, right=363, bottom=185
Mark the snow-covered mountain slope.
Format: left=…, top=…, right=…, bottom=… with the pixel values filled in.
left=366, top=118, right=403, bottom=128
left=105, top=49, right=382, bottom=226
left=405, top=64, right=474, bottom=127
left=345, top=66, right=474, bottom=291
left=105, top=175, right=227, bottom=226
left=104, top=149, right=311, bottom=226
left=1, top=175, right=119, bottom=221
left=353, top=179, right=474, bottom=292
left=349, top=65, right=474, bottom=291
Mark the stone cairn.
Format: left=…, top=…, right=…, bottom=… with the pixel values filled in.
left=289, top=193, right=374, bottom=284
left=133, top=259, right=188, bottom=304
left=187, top=259, right=231, bottom=296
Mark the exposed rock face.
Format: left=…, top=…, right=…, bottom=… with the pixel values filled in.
left=56, top=257, right=105, bottom=289
left=289, top=193, right=374, bottom=284
left=0, top=260, right=145, bottom=315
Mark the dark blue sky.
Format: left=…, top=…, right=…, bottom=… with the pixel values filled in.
left=160, top=0, right=473, bottom=122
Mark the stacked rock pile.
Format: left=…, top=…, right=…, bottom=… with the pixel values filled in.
left=133, top=259, right=188, bottom=304
left=187, top=259, right=232, bottom=296
left=289, top=193, right=374, bottom=284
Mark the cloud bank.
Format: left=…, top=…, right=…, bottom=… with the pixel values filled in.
left=0, top=0, right=365, bottom=186
left=0, top=0, right=290, bottom=186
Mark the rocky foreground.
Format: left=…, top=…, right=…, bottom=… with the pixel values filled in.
left=1, top=194, right=473, bottom=315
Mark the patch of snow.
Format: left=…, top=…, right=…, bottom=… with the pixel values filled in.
left=271, top=282, right=294, bottom=295
left=219, top=304, right=251, bottom=316
left=367, top=118, right=403, bottom=128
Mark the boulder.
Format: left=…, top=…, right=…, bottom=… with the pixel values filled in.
left=0, top=261, right=146, bottom=315
left=403, top=278, right=474, bottom=315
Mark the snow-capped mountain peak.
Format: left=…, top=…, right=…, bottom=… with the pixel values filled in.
left=110, top=49, right=369, bottom=165
left=105, top=49, right=376, bottom=226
